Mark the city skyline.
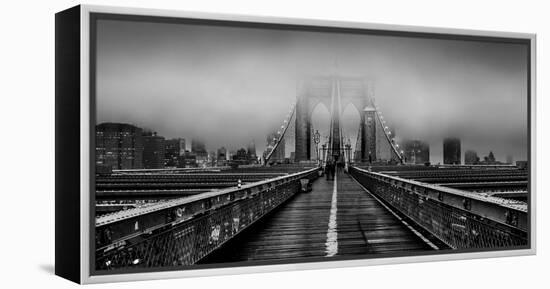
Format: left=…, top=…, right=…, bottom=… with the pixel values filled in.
left=98, top=118, right=522, bottom=164
left=96, top=119, right=517, bottom=167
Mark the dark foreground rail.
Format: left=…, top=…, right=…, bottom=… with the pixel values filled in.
left=95, top=167, right=319, bottom=270
left=349, top=167, right=528, bottom=249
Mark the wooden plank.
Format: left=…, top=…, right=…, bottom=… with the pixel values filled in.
left=202, top=171, right=434, bottom=263
left=336, top=173, right=432, bottom=255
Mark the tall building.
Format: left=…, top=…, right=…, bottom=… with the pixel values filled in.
left=217, top=147, right=227, bottom=160
left=247, top=140, right=257, bottom=163
left=191, top=140, right=206, bottom=154
left=191, top=139, right=208, bottom=164
left=142, top=131, right=165, bottom=169
left=95, top=122, right=143, bottom=170
left=506, top=154, right=514, bottom=164
left=464, top=150, right=480, bottom=165
left=443, top=137, right=461, bottom=165
left=177, top=151, right=197, bottom=168
left=402, top=140, right=430, bottom=164
left=164, top=138, right=186, bottom=167
left=228, top=150, right=237, bottom=161
left=217, top=147, right=227, bottom=166
left=232, top=148, right=250, bottom=165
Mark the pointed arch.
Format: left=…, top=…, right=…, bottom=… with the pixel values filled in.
left=310, top=102, right=331, bottom=160
left=341, top=103, right=361, bottom=154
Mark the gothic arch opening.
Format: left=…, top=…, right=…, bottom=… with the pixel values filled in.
left=341, top=103, right=361, bottom=157
left=310, top=102, right=330, bottom=161
left=294, top=77, right=375, bottom=162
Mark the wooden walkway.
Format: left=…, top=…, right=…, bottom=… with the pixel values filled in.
left=201, top=171, right=434, bottom=263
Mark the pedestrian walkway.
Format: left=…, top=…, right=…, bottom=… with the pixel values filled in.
left=201, top=170, right=433, bottom=263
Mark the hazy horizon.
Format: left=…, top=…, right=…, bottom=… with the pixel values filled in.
left=95, top=19, right=529, bottom=164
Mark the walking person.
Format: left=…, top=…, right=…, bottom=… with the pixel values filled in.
left=330, top=160, right=336, bottom=180
left=325, top=160, right=332, bottom=180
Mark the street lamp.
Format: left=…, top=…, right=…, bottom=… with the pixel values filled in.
left=313, top=130, right=321, bottom=164
left=344, top=143, right=352, bottom=165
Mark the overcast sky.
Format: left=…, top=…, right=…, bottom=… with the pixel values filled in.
left=95, top=19, right=528, bottom=163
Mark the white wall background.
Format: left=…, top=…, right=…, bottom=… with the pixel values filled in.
left=0, top=0, right=547, bottom=287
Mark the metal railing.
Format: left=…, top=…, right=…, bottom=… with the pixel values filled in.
left=349, top=167, right=528, bottom=249
left=95, top=167, right=319, bottom=270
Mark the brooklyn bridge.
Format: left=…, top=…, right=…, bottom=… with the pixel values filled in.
left=94, top=77, right=528, bottom=270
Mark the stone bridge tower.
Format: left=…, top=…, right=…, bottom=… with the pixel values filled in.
left=294, top=76, right=375, bottom=162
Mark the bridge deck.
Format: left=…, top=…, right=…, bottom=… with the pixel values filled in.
left=202, top=171, right=434, bottom=263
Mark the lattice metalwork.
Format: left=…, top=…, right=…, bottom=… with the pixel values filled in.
left=96, top=168, right=318, bottom=270
left=349, top=167, right=528, bottom=249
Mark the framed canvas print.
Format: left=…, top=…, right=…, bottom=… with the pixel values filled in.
left=55, top=4, right=536, bottom=284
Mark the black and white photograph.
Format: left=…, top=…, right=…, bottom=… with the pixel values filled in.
left=4, top=0, right=550, bottom=287
left=90, top=12, right=532, bottom=275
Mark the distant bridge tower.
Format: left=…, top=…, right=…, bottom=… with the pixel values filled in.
left=362, top=106, right=377, bottom=163
left=329, top=78, right=342, bottom=161
left=295, top=77, right=374, bottom=161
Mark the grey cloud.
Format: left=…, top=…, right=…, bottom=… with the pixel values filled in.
left=96, top=19, right=528, bottom=163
